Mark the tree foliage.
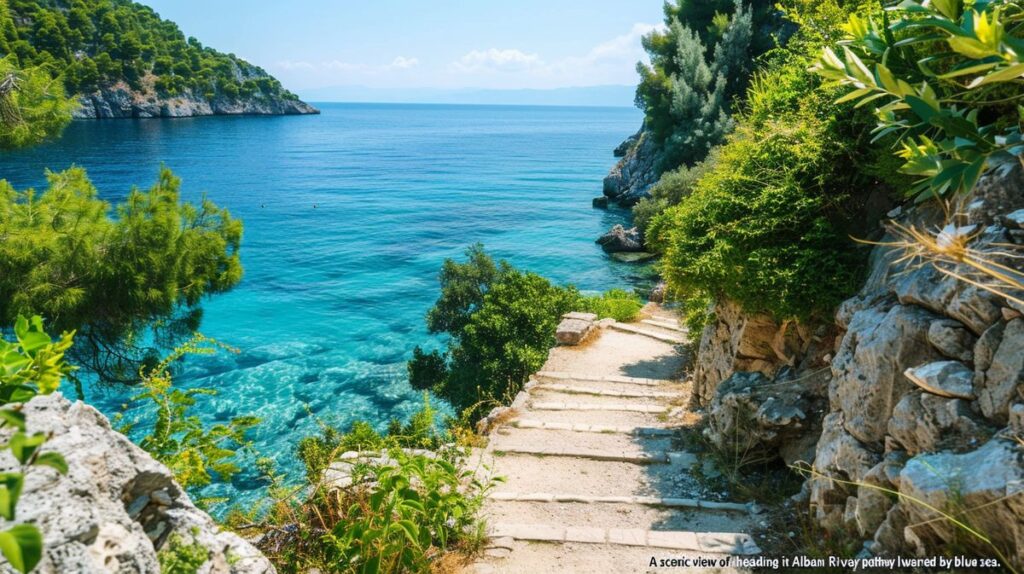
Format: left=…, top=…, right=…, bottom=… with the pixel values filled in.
left=0, top=55, right=75, bottom=149
left=409, top=246, right=580, bottom=419
left=0, top=0, right=299, bottom=102
left=636, top=0, right=780, bottom=172
left=0, top=166, right=243, bottom=383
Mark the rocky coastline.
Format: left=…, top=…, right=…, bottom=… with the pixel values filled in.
left=73, top=83, right=318, bottom=120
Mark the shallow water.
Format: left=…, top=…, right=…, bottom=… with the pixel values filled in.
left=0, top=102, right=648, bottom=505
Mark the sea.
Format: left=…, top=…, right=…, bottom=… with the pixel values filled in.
left=0, top=102, right=647, bottom=507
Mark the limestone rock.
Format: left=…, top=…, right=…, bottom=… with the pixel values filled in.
left=591, top=196, right=609, bottom=209
left=893, top=262, right=1002, bottom=335
left=556, top=313, right=597, bottom=345
left=603, top=129, right=659, bottom=206
left=0, top=394, right=274, bottom=574
left=976, top=318, right=1024, bottom=423
left=829, top=304, right=942, bottom=446
left=809, top=413, right=881, bottom=528
left=926, top=319, right=976, bottom=362
left=887, top=392, right=992, bottom=455
left=898, top=438, right=1024, bottom=570
left=595, top=225, right=643, bottom=253
left=708, top=370, right=828, bottom=467
left=73, top=80, right=317, bottom=119
left=693, top=299, right=815, bottom=406
left=903, top=361, right=975, bottom=399
left=649, top=282, right=667, bottom=304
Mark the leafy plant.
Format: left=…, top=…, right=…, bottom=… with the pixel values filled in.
left=0, top=316, right=72, bottom=573
left=257, top=398, right=498, bottom=573
left=813, top=0, right=1024, bottom=201
left=580, top=289, right=644, bottom=322
left=409, top=245, right=580, bottom=419
left=116, top=334, right=259, bottom=491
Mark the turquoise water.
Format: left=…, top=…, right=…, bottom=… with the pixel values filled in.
left=0, top=103, right=646, bottom=504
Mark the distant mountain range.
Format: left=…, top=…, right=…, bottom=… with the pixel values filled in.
left=297, top=85, right=638, bottom=108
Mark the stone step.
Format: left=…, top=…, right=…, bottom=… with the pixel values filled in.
left=535, top=371, right=673, bottom=387
left=490, top=444, right=691, bottom=465
left=528, top=400, right=669, bottom=414
left=609, top=323, right=686, bottom=344
left=641, top=319, right=686, bottom=333
left=510, top=418, right=677, bottom=436
left=488, top=492, right=751, bottom=513
left=487, top=523, right=760, bottom=555
left=532, top=382, right=679, bottom=399
left=509, top=406, right=666, bottom=428
left=489, top=428, right=674, bottom=459
left=476, top=447, right=694, bottom=499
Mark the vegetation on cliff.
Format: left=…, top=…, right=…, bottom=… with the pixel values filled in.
left=0, top=0, right=301, bottom=104
left=643, top=0, right=906, bottom=322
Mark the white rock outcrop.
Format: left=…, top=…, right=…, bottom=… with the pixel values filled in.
left=0, top=394, right=274, bottom=574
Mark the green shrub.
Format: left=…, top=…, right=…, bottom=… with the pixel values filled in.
left=265, top=398, right=497, bottom=573
left=652, top=0, right=895, bottom=321
left=633, top=151, right=717, bottom=242
left=581, top=289, right=644, bottom=322
left=409, top=245, right=579, bottom=419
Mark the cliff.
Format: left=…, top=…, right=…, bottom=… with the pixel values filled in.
left=601, top=127, right=660, bottom=207
left=0, top=394, right=274, bottom=574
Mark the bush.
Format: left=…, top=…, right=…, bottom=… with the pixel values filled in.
left=409, top=246, right=580, bottom=419
left=633, top=151, right=717, bottom=242
left=262, top=400, right=498, bottom=573
left=652, top=0, right=896, bottom=321
left=581, top=289, right=644, bottom=322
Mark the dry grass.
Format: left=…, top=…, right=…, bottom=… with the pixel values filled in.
left=864, top=216, right=1024, bottom=307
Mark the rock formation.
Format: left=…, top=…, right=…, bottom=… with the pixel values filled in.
left=0, top=394, right=274, bottom=574
left=73, top=81, right=318, bottom=119
left=695, top=165, right=1024, bottom=568
left=602, top=128, right=660, bottom=208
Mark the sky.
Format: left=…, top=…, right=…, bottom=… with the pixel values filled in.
left=139, top=1, right=666, bottom=99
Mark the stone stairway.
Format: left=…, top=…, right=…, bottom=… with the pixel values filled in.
left=471, top=309, right=760, bottom=574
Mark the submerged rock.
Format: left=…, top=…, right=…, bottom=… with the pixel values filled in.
left=610, top=251, right=657, bottom=264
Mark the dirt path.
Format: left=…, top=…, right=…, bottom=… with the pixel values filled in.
left=470, top=305, right=760, bottom=574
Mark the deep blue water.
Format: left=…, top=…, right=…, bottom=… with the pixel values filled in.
left=0, top=102, right=646, bottom=506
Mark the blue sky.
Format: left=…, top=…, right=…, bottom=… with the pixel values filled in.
left=140, top=1, right=665, bottom=93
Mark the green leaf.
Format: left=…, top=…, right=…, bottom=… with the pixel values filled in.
left=970, top=63, right=1024, bottom=87
left=0, top=410, right=26, bottom=431
left=33, top=452, right=68, bottom=474
left=0, top=525, right=42, bottom=574
left=0, top=473, right=24, bottom=520
left=8, top=433, right=46, bottom=465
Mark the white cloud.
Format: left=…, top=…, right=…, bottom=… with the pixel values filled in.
left=451, top=48, right=544, bottom=74
left=389, top=56, right=420, bottom=70
left=446, top=23, right=662, bottom=87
